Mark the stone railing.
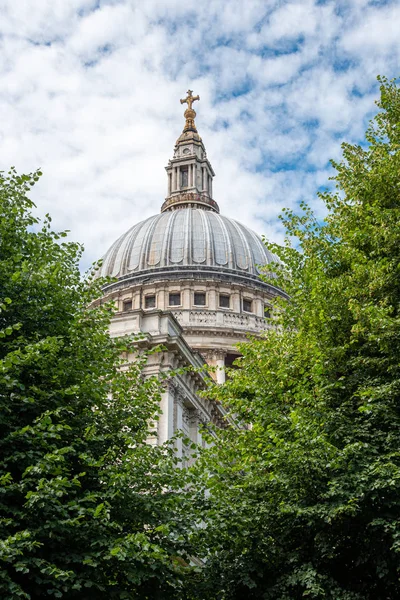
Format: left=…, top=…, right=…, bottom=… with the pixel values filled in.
left=189, top=310, right=216, bottom=326
left=160, top=192, right=220, bottom=214
left=171, top=309, right=269, bottom=333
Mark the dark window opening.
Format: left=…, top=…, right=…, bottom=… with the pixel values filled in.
left=219, top=294, right=230, bottom=308
left=123, top=300, right=132, bottom=312
left=225, top=353, right=240, bottom=369
left=243, top=299, right=252, bottom=313
left=264, top=305, right=272, bottom=318
left=169, top=293, right=181, bottom=306
left=145, top=295, right=156, bottom=309
left=181, top=166, right=189, bottom=188
left=194, top=292, right=206, bottom=306
left=225, top=353, right=241, bottom=380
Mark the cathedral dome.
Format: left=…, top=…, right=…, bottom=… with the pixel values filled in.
left=98, top=207, right=276, bottom=286
left=98, top=90, right=280, bottom=293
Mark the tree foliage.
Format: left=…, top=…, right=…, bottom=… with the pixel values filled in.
left=0, top=169, right=195, bottom=599
left=191, top=76, right=400, bottom=599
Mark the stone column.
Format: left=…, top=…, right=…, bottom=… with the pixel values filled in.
left=182, top=285, right=191, bottom=309
left=190, top=410, right=201, bottom=446
left=201, top=349, right=214, bottom=369
left=133, top=290, right=141, bottom=310
left=214, top=350, right=226, bottom=384
left=158, top=287, right=165, bottom=310
left=158, top=383, right=175, bottom=444
left=176, top=167, right=180, bottom=191
left=209, top=288, right=217, bottom=310
left=175, top=392, right=184, bottom=459
left=255, top=297, right=263, bottom=317
left=172, top=167, right=176, bottom=192
left=232, top=289, right=241, bottom=312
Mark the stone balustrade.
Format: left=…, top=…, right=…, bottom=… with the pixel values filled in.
left=171, top=309, right=269, bottom=333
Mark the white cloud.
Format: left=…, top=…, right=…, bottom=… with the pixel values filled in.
left=341, top=3, right=400, bottom=54
left=0, top=0, right=398, bottom=270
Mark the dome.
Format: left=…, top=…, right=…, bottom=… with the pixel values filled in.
left=98, top=207, right=276, bottom=287
left=98, top=91, right=282, bottom=296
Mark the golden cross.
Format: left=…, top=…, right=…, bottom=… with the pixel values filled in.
left=180, top=89, right=200, bottom=110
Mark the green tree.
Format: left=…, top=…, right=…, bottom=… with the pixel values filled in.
left=192, top=76, right=400, bottom=599
left=0, top=169, right=195, bottom=599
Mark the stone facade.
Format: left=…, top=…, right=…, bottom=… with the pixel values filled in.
left=109, top=309, right=226, bottom=460
left=103, top=277, right=280, bottom=383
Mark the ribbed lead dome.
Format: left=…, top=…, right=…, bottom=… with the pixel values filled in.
left=98, top=207, right=275, bottom=282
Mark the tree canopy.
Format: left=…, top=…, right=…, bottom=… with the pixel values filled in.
left=191, top=76, right=400, bottom=599
left=0, top=169, right=195, bottom=599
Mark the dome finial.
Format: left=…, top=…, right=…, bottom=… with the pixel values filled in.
left=180, top=90, right=200, bottom=132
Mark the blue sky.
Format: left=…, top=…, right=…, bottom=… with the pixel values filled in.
left=1, top=0, right=399, bottom=269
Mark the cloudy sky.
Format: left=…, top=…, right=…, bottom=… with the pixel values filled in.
left=1, top=0, right=399, bottom=270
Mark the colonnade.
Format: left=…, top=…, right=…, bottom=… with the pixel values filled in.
left=167, top=164, right=212, bottom=196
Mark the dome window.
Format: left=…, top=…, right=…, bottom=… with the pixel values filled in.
left=145, top=295, right=156, bottom=309
left=219, top=294, right=230, bottom=309
left=169, top=292, right=181, bottom=306
left=194, top=292, right=206, bottom=306
left=243, top=299, right=252, bottom=313
left=123, top=300, right=132, bottom=312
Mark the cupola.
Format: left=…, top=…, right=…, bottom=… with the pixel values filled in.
left=161, top=90, right=219, bottom=214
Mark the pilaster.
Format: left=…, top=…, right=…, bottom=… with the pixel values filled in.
left=159, top=383, right=175, bottom=445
